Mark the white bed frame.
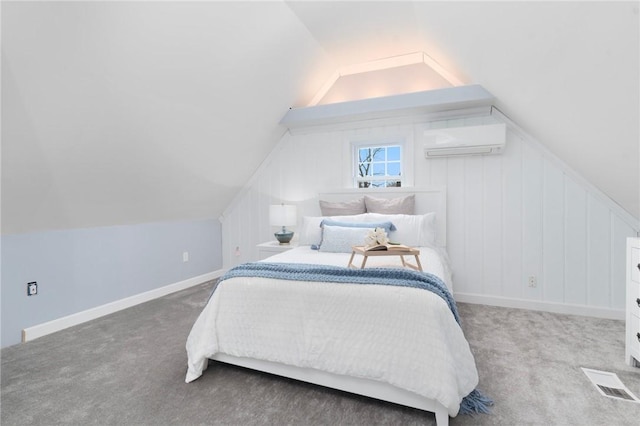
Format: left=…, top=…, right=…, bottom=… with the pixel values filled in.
left=211, top=353, right=449, bottom=425
left=212, top=187, right=451, bottom=425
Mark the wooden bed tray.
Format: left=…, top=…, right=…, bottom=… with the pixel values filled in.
left=348, top=245, right=423, bottom=271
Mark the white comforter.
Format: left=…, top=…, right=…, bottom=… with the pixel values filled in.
left=263, top=245, right=454, bottom=292
left=185, top=246, right=478, bottom=417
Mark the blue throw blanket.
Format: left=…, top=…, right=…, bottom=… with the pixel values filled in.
left=217, top=262, right=492, bottom=415
left=221, top=262, right=459, bottom=322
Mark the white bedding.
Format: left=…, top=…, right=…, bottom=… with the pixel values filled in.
left=185, top=246, right=478, bottom=417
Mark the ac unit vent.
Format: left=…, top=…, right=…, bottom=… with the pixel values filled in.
left=424, top=123, right=506, bottom=158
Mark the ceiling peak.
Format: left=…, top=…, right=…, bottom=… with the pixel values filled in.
left=308, top=52, right=464, bottom=107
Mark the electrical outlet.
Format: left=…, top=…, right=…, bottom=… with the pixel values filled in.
left=182, top=252, right=189, bottom=262
left=528, top=276, right=537, bottom=288
left=27, top=282, right=38, bottom=296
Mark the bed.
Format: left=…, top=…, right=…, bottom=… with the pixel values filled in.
left=185, top=188, right=485, bottom=425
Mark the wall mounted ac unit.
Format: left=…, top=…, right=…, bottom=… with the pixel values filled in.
left=423, top=122, right=506, bottom=158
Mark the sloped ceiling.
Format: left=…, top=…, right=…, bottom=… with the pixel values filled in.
left=288, top=0, right=639, bottom=219
left=2, top=1, right=638, bottom=235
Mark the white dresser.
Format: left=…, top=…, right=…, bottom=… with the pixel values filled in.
left=626, top=237, right=640, bottom=367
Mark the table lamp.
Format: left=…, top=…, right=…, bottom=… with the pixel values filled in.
left=269, top=204, right=297, bottom=245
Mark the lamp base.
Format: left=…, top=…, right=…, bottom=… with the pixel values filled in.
left=274, top=231, right=294, bottom=245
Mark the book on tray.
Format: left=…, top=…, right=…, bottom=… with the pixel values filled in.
left=364, top=243, right=412, bottom=252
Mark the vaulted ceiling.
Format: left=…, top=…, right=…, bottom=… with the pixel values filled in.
left=2, top=1, right=638, bottom=235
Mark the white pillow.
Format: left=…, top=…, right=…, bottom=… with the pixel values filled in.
left=298, top=214, right=371, bottom=246
left=318, top=225, right=374, bottom=253
left=363, top=212, right=436, bottom=247
left=298, top=216, right=324, bottom=245
left=300, top=212, right=436, bottom=247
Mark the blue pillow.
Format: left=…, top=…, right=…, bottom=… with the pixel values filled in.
left=319, top=219, right=396, bottom=233
left=318, top=225, right=376, bottom=253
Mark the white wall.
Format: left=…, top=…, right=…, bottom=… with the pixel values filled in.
left=221, top=110, right=638, bottom=319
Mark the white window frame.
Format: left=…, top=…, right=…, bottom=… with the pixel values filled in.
left=348, top=136, right=414, bottom=189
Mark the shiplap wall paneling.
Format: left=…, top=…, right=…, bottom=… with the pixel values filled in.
left=522, top=142, right=544, bottom=301
left=281, top=137, right=304, bottom=203
left=298, top=133, right=319, bottom=195
left=463, top=157, right=485, bottom=295
left=288, top=133, right=326, bottom=231
left=587, top=194, right=611, bottom=308
left=427, top=158, right=448, bottom=187
left=236, top=191, right=249, bottom=263
left=446, top=157, right=467, bottom=292
left=267, top=144, right=284, bottom=197
left=413, top=129, right=428, bottom=184
left=502, top=131, right=524, bottom=300
left=482, top=154, right=503, bottom=295
left=269, top=141, right=288, bottom=229
left=542, top=159, right=565, bottom=303
left=263, top=145, right=285, bottom=252
left=301, top=131, right=340, bottom=194
left=243, top=193, right=254, bottom=263
left=564, top=177, right=588, bottom=305
left=252, top=186, right=264, bottom=258
left=331, top=131, right=347, bottom=189
left=247, top=190, right=258, bottom=258
left=249, top=187, right=263, bottom=261
left=221, top=112, right=638, bottom=318
left=259, top=183, right=272, bottom=245
left=321, top=132, right=341, bottom=190
left=293, top=131, right=342, bottom=217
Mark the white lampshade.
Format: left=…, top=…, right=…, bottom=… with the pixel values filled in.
left=269, top=204, right=297, bottom=227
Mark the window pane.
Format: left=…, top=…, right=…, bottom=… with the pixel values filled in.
left=387, top=146, right=401, bottom=161
left=387, top=162, right=400, bottom=176
left=370, top=181, right=385, bottom=188
left=372, top=148, right=385, bottom=161
left=359, top=148, right=371, bottom=162
left=373, top=163, right=385, bottom=176
left=358, top=162, right=371, bottom=177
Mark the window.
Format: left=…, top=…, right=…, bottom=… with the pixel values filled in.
left=355, top=144, right=402, bottom=188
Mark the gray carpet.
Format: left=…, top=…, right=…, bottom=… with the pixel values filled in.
left=2, top=280, right=640, bottom=425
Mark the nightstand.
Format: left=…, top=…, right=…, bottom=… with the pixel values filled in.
left=256, top=241, right=298, bottom=261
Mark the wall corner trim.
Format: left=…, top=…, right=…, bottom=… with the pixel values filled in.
left=21, top=269, right=226, bottom=344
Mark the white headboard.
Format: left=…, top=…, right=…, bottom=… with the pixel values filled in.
left=309, top=186, right=447, bottom=248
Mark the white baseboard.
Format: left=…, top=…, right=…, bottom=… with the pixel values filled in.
left=454, top=292, right=625, bottom=321
left=22, top=269, right=226, bottom=343
left=22, top=280, right=622, bottom=344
